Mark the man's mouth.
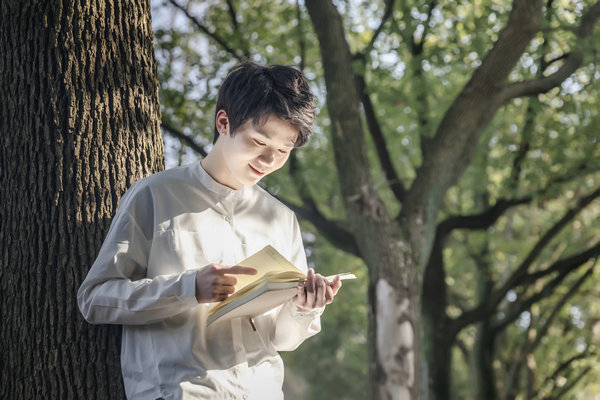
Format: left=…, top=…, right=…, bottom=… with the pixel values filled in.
left=249, top=164, right=265, bottom=176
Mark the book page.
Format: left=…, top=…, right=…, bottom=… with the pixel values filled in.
left=232, top=245, right=305, bottom=292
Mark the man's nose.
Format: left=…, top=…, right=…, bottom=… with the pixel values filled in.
left=259, top=149, right=275, bottom=166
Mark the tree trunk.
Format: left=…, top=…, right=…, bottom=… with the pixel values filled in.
left=473, top=318, right=499, bottom=400
left=422, top=235, right=452, bottom=400
left=305, top=1, right=422, bottom=398
left=472, top=192, right=500, bottom=400
left=0, top=1, right=163, bottom=398
left=370, top=227, right=422, bottom=400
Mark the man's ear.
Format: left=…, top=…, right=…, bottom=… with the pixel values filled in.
left=215, top=109, right=229, bottom=136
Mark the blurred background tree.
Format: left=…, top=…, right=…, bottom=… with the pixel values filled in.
left=150, top=0, right=600, bottom=399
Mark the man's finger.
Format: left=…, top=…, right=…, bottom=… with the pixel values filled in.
left=212, top=293, right=229, bottom=302
left=325, top=285, right=334, bottom=304
left=306, top=268, right=316, bottom=292
left=315, top=275, right=327, bottom=306
left=330, top=275, right=342, bottom=296
left=219, top=265, right=258, bottom=275
left=294, top=284, right=306, bottom=307
left=213, top=285, right=235, bottom=296
left=214, top=275, right=238, bottom=286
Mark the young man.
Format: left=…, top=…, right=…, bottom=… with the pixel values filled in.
left=78, top=61, right=342, bottom=399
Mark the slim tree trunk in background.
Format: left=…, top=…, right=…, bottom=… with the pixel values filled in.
left=471, top=192, right=499, bottom=400
left=0, top=1, right=163, bottom=398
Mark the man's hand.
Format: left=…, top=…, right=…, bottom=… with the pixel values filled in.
left=195, top=264, right=257, bottom=303
left=293, top=268, right=342, bottom=311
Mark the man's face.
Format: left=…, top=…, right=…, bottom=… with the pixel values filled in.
left=215, top=112, right=298, bottom=189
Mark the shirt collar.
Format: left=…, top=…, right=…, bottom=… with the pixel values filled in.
left=194, top=161, right=248, bottom=199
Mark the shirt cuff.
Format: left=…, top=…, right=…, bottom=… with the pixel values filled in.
left=288, top=299, right=324, bottom=318
left=176, top=269, right=200, bottom=306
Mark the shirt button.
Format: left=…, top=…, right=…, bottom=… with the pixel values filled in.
left=224, top=216, right=231, bottom=223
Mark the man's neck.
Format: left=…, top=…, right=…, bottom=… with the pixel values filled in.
left=200, top=151, right=242, bottom=190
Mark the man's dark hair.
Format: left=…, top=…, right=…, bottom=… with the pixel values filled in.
left=214, top=61, right=316, bottom=147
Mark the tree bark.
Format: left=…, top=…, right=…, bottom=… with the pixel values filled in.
left=0, top=0, right=163, bottom=398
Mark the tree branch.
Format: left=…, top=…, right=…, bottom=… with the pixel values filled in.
left=355, top=74, right=406, bottom=203
left=225, top=0, right=239, bottom=31
left=520, top=243, right=600, bottom=286
left=498, top=52, right=583, bottom=101
left=168, top=0, right=243, bottom=60
left=404, top=0, right=545, bottom=218
left=455, top=337, right=471, bottom=367
left=455, top=243, right=599, bottom=333
left=438, top=162, right=600, bottom=237
left=542, top=53, right=569, bottom=71
left=501, top=264, right=593, bottom=394
left=305, top=0, right=387, bottom=224
left=497, top=186, right=600, bottom=292
left=549, top=367, right=592, bottom=400
left=288, top=151, right=321, bottom=214
left=535, top=348, right=596, bottom=400
left=498, top=1, right=600, bottom=101
left=493, top=258, right=596, bottom=334
left=363, top=0, right=395, bottom=55
left=409, top=1, right=438, bottom=159
left=438, top=197, right=532, bottom=235
left=296, top=0, right=306, bottom=71
left=275, top=195, right=361, bottom=257
left=575, top=0, right=600, bottom=38
left=539, top=0, right=556, bottom=73
left=161, top=122, right=208, bottom=157
left=389, top=10, right=412, bottom=46
left=411, top=0, right=438, bottom=55
left=549, top=352, right=590, bottom=382
left=529, top=266, right=593, bottom=351
left=285, top=152, right=361, bottom=257
left=451, top=186, right=600, bottom=330
left=547, top=162, right=600, bottom=186
left=225, top=0, right=250, bottom=58
left=507, top=99, right=536, bottom=192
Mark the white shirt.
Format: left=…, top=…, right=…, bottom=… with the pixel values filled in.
left=77, top=162, right=322, bottom=400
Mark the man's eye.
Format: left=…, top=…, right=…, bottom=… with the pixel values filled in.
left=278, top=149, right=288, bottom=154
left=254, top=140, right=266, bottom=146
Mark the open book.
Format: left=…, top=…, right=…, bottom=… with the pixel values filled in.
left=207, top=245, right=356, bottom=326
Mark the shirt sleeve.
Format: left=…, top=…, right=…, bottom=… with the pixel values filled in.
left=271, top=300, right=323, bottom=351
left=77, top=182, right=199, bottom=325
left=270, top=214, right=323, bottom=351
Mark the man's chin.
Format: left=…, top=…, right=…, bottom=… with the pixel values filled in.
left=238, top=176, right=263, bottom=187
